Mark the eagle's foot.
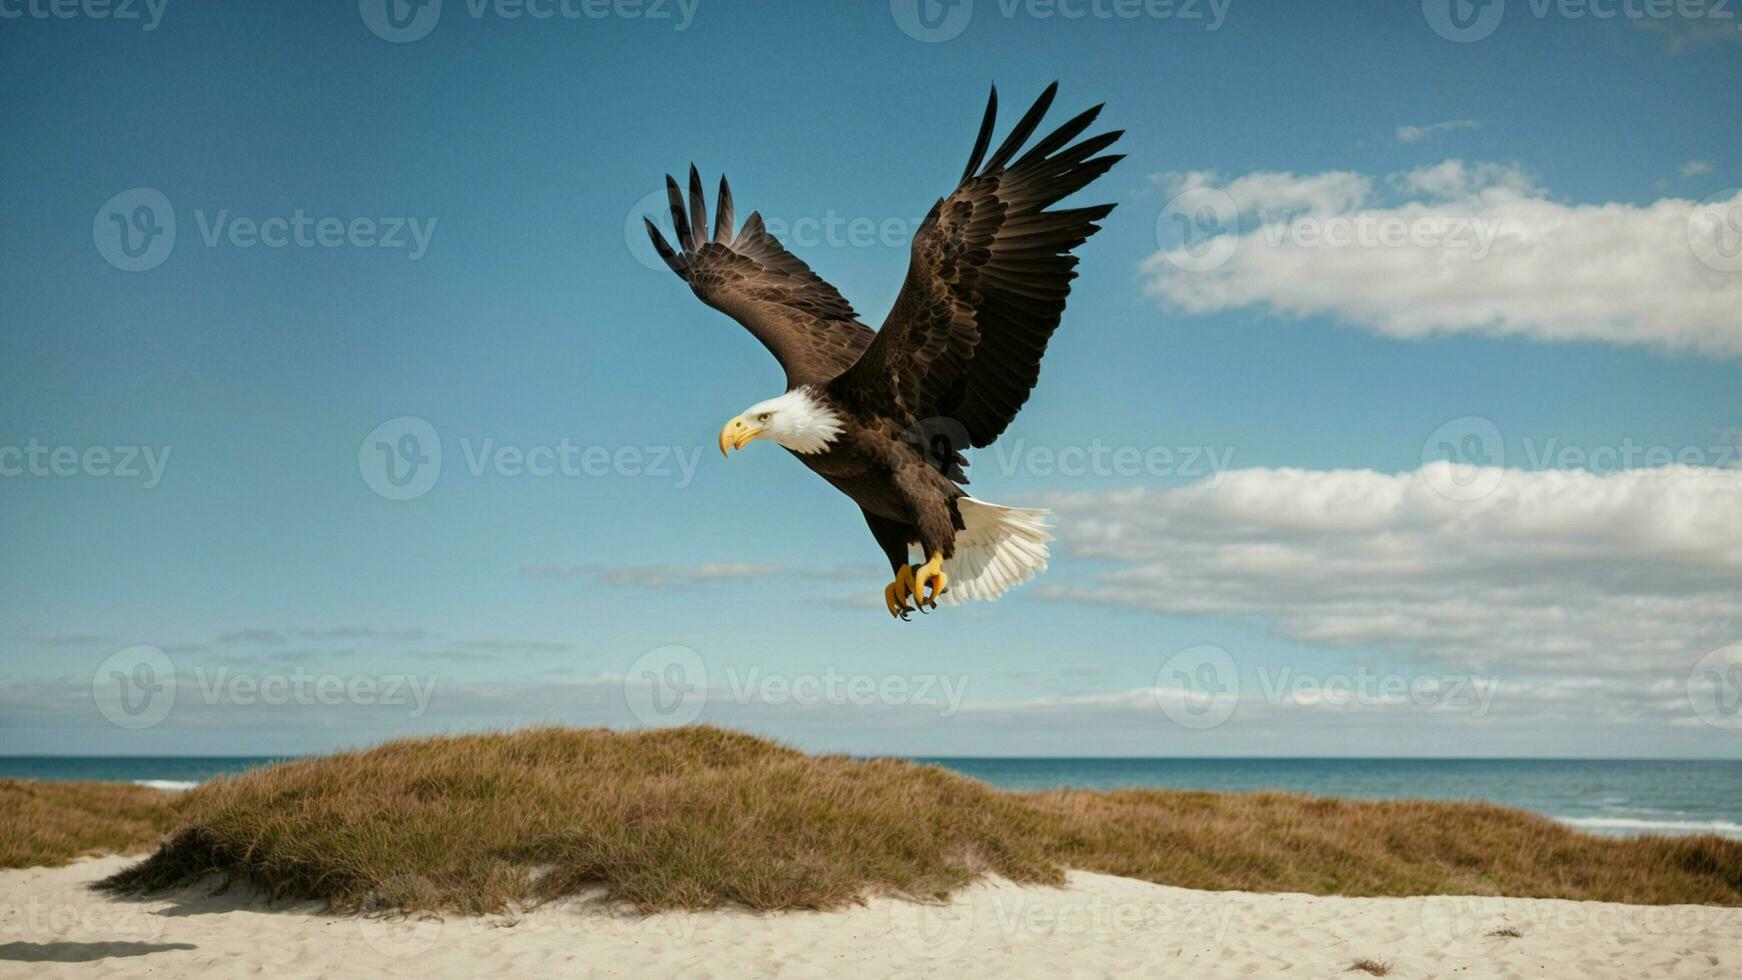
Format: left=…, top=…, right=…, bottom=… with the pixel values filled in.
left=885, top=565, right=918, bottom=620
left=914, top=551, right=948, bottom=610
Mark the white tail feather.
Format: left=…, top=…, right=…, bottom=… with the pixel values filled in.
left=932, top=498, right=1052, bottom=604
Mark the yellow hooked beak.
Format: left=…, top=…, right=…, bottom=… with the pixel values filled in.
left=719, top=416, right=765, bottom=457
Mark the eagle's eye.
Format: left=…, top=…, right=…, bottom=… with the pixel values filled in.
left=757, top=413, right=772, bottom=424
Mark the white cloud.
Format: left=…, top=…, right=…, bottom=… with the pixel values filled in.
left=1145, top=161, right=1742, bottom=357
left=1680, top=159, right=1715, bottom=178
left=1396, top=119, right=1481, bottom=143
left=1042, top=464, right=1742, bottom=674
left=1158, top=168, right=1371, bottom=216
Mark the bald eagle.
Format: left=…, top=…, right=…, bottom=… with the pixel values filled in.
left=645, top=83, right=1122, bottom=618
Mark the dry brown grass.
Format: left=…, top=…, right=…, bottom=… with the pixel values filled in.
left=0, top=779, right=179, bottom=869
left=34, top=725, right=1742, bottom=915
left=98, top=726, right=1063, bottom=914
left=1025, top=786, right=1742, bottom=905
left=1349, top=959, right=1392, bottom=976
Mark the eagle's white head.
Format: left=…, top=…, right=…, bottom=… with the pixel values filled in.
left=720, top=387, right=844, bottom=456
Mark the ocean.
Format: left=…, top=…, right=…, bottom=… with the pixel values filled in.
left=4, top=755, right=1738, bottom=840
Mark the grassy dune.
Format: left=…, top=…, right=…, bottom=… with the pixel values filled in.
left=0, top=779, right=180, bottom=869
left=11, top=726, right=1742, bottom=913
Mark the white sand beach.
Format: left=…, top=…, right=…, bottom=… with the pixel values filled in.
left=3, top=856, right=1738, bottom=979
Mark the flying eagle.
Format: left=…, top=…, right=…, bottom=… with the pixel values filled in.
left=645, top=83, right=1122, bottom=618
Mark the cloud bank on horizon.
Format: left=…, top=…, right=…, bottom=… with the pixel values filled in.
left=1042, top=463, right=1742, bottom=673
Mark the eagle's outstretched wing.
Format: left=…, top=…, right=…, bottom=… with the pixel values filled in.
left=646, top=168, right=875, bottom=389
left=828, top=83, right=1122, bottom=447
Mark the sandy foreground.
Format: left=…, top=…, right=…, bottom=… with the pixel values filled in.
left=2, top=857, right=1739, bottom=979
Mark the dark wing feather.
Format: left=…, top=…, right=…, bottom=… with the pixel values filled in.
left=828, top=83, right=1122, bottom=449
left=646, top=166, right=874, bottom=388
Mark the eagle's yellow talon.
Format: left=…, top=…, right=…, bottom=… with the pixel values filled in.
left=884, top=581, right=909, bottom=618
left=916, top=551, right=948, bottom=609
left=885, top=565, right=918, bottom=618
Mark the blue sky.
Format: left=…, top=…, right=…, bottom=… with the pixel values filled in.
left=2, top=0, right=1739, bottom=756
